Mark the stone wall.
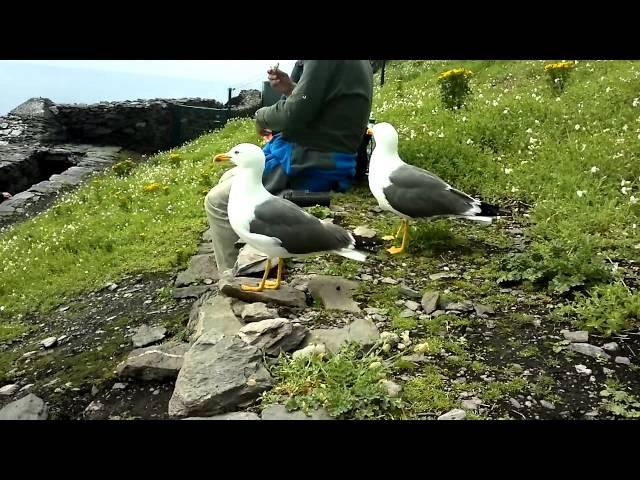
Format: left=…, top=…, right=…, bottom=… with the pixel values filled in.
left=0, top=90, right=262, bottom=226
left=53, top=89, right=261, bottom=153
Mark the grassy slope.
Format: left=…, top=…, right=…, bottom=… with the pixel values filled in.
left=0, top=120, right=258, bottom=318
left=1, top=60, right=639, bottom=325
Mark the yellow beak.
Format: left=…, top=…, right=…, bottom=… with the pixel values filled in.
left=366, top=128, right=374, bottom=136
left=213, top=153, right=231, bottom=162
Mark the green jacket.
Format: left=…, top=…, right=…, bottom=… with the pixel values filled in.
left=255, top=60, right=373, bottom=154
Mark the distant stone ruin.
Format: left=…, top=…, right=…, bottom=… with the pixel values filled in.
left=0, top=90, right=261, bottom=228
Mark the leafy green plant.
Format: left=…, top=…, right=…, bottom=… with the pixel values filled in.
left=403, top=365, right=457, bottom=413
left=544, top=61, right=575, bottom=94
left=558, top=282, right=640, bottom=335
left=111, top=159, right=136, bottom=177
left=497, top=239, right=610, bottom=294
left=262, top=344, right=404, bottom=419
left=168, top=152, right=182, bottom=166
left=306, top=205, right=332, bottom=219
left=600, top=380, right=640, bottom=418
left=437, top=68, right=474, bottom=109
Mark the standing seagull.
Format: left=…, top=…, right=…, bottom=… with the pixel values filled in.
left=367, top=122, right=502, bottom=254
left=213, top=144, right=366, bottom=292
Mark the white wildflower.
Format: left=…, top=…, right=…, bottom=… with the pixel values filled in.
left=576, top=190, right=586, bottom=198
left=621, top=187, right=629, bottom=195
left=590, top=166, right=600, bottom=174
left=575, top=124, right=581, bottom=130
left=504, top=168, right=513, bottom=174
left=631, top=196, right=638, bottom=204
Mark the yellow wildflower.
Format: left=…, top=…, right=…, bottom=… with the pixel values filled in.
left=544, top=61, right=575, bottom=72
left=438, top=68, right=474, bottom=80
left=143, top=182, right=162, bottom=193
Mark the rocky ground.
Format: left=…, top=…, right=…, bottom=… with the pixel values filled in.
left=1, top=188, right=639, bottom=420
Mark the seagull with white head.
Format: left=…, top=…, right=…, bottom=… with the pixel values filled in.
left=366, top=122, right=503, bottom=254
left=213, top=143, right=366, bottom=292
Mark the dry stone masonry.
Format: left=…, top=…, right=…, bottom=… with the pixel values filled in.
left=0, top=90, right=261, bottom=229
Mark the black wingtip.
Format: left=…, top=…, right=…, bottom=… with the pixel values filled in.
left=479, top=202, right=509, bottom=217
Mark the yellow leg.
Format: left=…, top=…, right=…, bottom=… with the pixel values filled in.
left=263, top=258, right=284, bottom=289
left=382, top=222, right=404, bottom=241
left=387, top=220, right=409, bottom=254
left=241, top=259, right=271, bottom=292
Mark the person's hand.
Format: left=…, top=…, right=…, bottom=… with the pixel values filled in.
left=256, top=123, right=272, bottom=137
left=268, top=64, right=295, bottom=96
left=255, top=109, right=272, bottom=137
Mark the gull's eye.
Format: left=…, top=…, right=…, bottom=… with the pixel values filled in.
left=234, top=150, right=239, bottom=154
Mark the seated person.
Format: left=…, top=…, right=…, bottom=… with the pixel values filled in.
left=204, top=60, right=374, bottom=277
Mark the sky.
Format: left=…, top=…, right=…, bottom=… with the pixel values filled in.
left=0, top=60, right=297, bottom=115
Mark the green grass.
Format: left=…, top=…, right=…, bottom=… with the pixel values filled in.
left=0, top=120, right=258, bottom=319
left=557, top=281, right=640, bottom=335
left=392, top=315, right=418, bottom=331
left=600, top=379, right=640, bottom=418
left=371, top=60, right=639, bottom=332
left=0, top=322, right=31, bottom=343
left=480, top=377, right=528, bottom=403
left=403, top=365, right=458, bottom=414
left=262, top=344, right=404, bottom=419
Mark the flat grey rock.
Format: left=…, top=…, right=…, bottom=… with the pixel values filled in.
left=473, top=303, right=495, bottom=316
left=132, top=325, right=167, bottom=348
left=305, top=317, right=379, bottom=354
left=442, top=300, right=474, bottom=312
left=183, top=412, right=260, bottom=420
left=307, top=275, right=360, bottom=313
left=219, top=277, right=306, bottom=308
left=398, top=285, right=421, bottom=299
left=240, top=302, right=278, bottom=322
left=429, top=272, right=459, bottom=281
left=173, top=285, right=215, bottom=299
left=261, top=404, right=333, bottom=420
left=569, top=343, right=610, bottom=360
left=562, top=330, right=589, bottom=343
left=187, top=293, right=242, bottom=342
left=421, top=291, right=440, bottom=315
left=0, top=394, right=48, bottom=420
left=438, top=408, right=466, bottom=420
left=238, top=318, right=308, bottom=356
left=168, top=334, right=273, bottom=418
left=0, top=384, right=19, bottom=396
left=41, top=336, right=58, bottom=349
left=175, top=254, right=219, bottom=287
left=117, top=341, right=189, bottom=381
